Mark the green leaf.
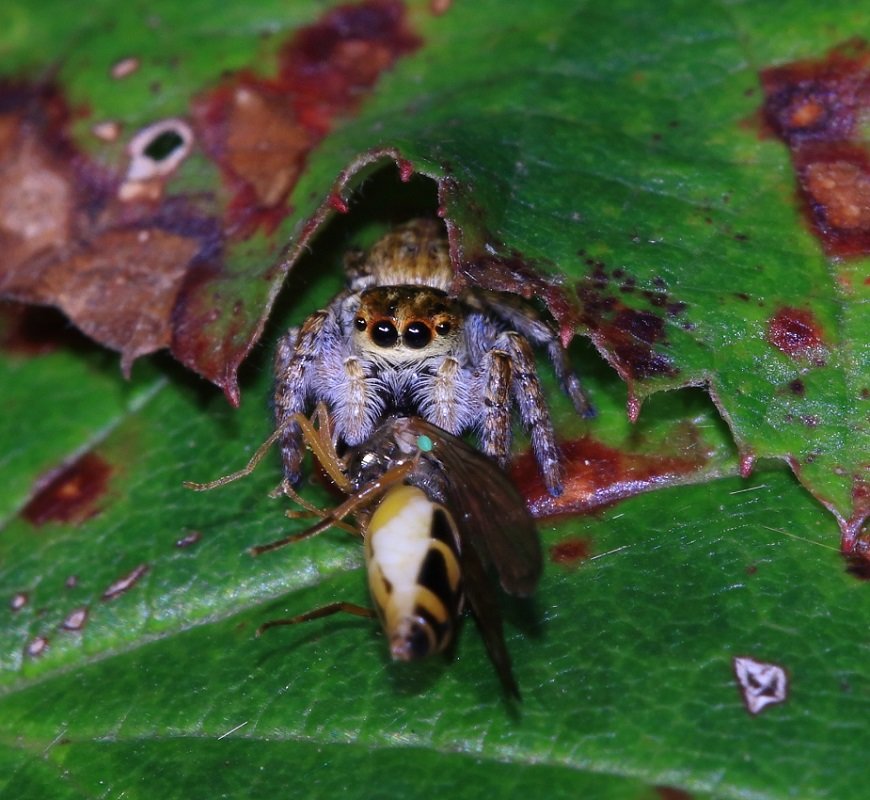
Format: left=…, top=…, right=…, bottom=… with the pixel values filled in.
left=0, top=298, right=865, bottom=799
left=0, top=1, right=867, bottom=798
left=2, top=0, right=864, bottom=533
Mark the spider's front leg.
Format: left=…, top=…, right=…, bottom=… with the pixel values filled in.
left=500, top=331, right=564, bottom=496
left=273, top=311, right=327, bottom=485
left=479, top=348, right=513, bottom=469
left=478, top=292, right=593, bottom=419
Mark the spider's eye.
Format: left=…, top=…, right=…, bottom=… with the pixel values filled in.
left=435, top=321, right=451, bottom=336
left=404, top=322, right=432, bottom=349
left=354, top=317, right=367, bottom=332
left=371, top=321, right=399, bottom=347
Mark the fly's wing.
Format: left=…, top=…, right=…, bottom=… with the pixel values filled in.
left=459, top=537, right=521, bottom=700
left=399, top=418, right=542, bottom=597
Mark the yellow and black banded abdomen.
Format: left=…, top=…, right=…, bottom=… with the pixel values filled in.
left=366, top=485, right=463, bottom=661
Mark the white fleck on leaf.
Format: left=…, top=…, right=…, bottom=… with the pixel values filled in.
left=733, top=656, right=788, bottom=715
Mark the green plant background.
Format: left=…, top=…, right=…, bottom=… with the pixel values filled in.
left=1, top=1, right=868, bottom=798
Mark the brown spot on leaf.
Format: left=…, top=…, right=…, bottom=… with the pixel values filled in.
left=50, top=227, right=201, bottom=375
left=549, top=537, right=592, bottom=567
left=22, top=453, right=112, bottom=527
left=656, top=789, right=694, bottom=800
left=841, top=479, right=870, bottom=555
left=193, top=0, right=421, bottom=238
left=845, top=554, right=870, bottom=580
left=767, top=306, right=828, bottom=363
left=0, top=82, right=224, bottom=374
left=787, top=378, right=806, bottom=396
left=760, top=39, right=870, bottom=257
left=575, top=264, right=683, bottom=385
left=101, top=563, right=150, bottom=601
left=515, top=427, right=710, bottom=518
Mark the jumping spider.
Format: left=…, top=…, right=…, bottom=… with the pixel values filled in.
left=274, top=218, right=590, bottom=496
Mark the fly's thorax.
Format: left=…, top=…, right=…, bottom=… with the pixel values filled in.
left=365, top=484, right=462, bottom=661
left=354, top=218, right=453, bottom=291
left=351, top=286, right=463, bottom=367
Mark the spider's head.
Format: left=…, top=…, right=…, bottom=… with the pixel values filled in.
left=353, top=286, right=463, bottom=365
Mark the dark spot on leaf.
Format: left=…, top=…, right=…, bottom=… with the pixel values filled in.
left=575, top=264, right=684, bottom=381
left=767, top=306, right=828, bottom=363
left=734, top=292, right=750, bottom=301
left=101, top=563, right=150, bottom=601
left=760, top=39, right=870, bottom=257
left=788, top=379, right=806, bottom=396
left=656, top=789, right=694, bottom=800
left=515, top=427, right=710, bottom=518
left=22, top=453, right=112, bottom=527
left=845, top=555, right=870, bottom=580
left=549, top=537, right=592, bottom=567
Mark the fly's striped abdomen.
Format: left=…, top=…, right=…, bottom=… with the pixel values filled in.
left=366, top=484, right=462, bottom=661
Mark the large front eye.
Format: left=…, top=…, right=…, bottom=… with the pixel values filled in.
left=404, top=322, right=432, bottom=349
left=371, top=320, right=399, bottom=347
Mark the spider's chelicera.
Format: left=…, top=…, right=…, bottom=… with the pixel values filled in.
left=274, top=218, right=590, bottom=496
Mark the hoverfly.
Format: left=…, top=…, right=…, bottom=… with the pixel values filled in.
left=186, top=404, right=541, bottom=698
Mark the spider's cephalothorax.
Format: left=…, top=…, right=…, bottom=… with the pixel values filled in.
left=274, top=219, right=590, bottom=496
